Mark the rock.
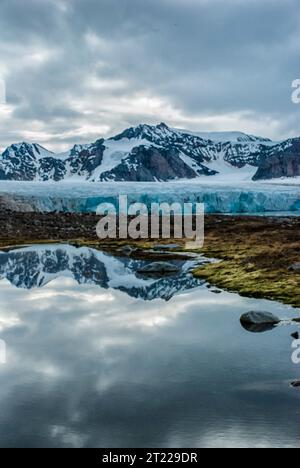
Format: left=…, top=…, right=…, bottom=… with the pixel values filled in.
left=137, top=262, right=180, bottom=275
left=289, top=263, right=300, bottom=272
left=240, top=311, right=280, bottom=333
left=240, top=311, right=280, bottom=325
left=153, top=244, right=180, bottom=251
left=100, top=146, right=212, bottom=182
left=253, top=139, right=300, bottom=180
left=291, top=332, right=300, bottom=340
left=119, top=245, right=136, bottom=256
left=212, top=289, right=222, bottom=294
left=290, top=381, right=300, bottom=388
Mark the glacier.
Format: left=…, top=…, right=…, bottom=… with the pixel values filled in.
left=0, top=180, right=299, bottom=214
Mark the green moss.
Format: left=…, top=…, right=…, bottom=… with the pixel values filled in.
left=193, top=258, right=300, bottom=308
left=0, top=217, right=299, bottom=309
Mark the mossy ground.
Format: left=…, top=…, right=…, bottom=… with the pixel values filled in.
left=0, top=211, right=299, bottom=307
left=193, top=216, right=300, bottom=308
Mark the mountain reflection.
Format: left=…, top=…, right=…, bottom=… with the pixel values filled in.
left=0, top=245, right=203, bottom=301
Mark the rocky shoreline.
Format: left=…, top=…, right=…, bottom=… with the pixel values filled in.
left=0, top=207, right=299, bottom=307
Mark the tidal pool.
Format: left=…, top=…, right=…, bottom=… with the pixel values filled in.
left=0, top=245, right=299, bottom=448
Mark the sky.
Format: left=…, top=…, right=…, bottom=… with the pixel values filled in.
left=0, top=0, right=299, bottom=152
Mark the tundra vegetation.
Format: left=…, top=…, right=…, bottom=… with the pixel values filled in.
left=0, top=207, right=298, bottom=307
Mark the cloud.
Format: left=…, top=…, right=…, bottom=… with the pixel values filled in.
left=0, top=0, right=299, bottom=151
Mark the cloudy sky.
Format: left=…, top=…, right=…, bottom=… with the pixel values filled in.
left=0, top=0, right=299, bottom=152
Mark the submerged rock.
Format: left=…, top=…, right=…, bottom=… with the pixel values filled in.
left=291, top=331, right=300, bottom=340
left=138, top=262, right=180, bottom=275
left=240, top=311, right=280, bottom=333
left=290, top=381, right=300, bottom=388
left=212, top=289, right=222, bottom=294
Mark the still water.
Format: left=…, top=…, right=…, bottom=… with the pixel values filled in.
left=0, top=244, right=299, bottom=448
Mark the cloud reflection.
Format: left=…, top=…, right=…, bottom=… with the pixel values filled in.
left=0, top=266, right=299, bottom=447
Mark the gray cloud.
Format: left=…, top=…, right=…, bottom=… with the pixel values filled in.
left=0, top=0, right=299, bottom=151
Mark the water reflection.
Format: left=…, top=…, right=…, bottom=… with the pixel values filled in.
left=240, top=321, right=277, bottom=334
left=0, top=245, right=203, bottom=301
left=0, top=245, right=299, bottom=447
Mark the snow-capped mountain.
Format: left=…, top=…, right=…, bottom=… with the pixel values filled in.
left=0, top=123, right=299, bottom=182
left=253, top=137, right=300, bottom=181
left=0, top=245, right=203, bottom=301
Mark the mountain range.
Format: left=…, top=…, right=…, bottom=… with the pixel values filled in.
left=0, top=123, right=299, bottom=182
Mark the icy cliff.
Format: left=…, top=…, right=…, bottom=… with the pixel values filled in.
left=0, top=181, right=299, bottom=214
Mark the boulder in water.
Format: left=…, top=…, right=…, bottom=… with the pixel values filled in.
left=241, top=311, right=280, bottom=325
left=291, top=381, right=300, bottom=388
left=138, top=262, right=180, bottom=275
left=240, top=311, right=280, bottom=333
left=291, top=332, right=300, bottom=340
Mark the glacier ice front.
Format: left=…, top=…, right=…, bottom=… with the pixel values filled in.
left=0, top=180, right=299, bottom=214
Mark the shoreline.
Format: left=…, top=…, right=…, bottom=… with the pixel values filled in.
left=0, top=209, right=299, bottom=308
left=194, top=215, right=300, bottom=308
